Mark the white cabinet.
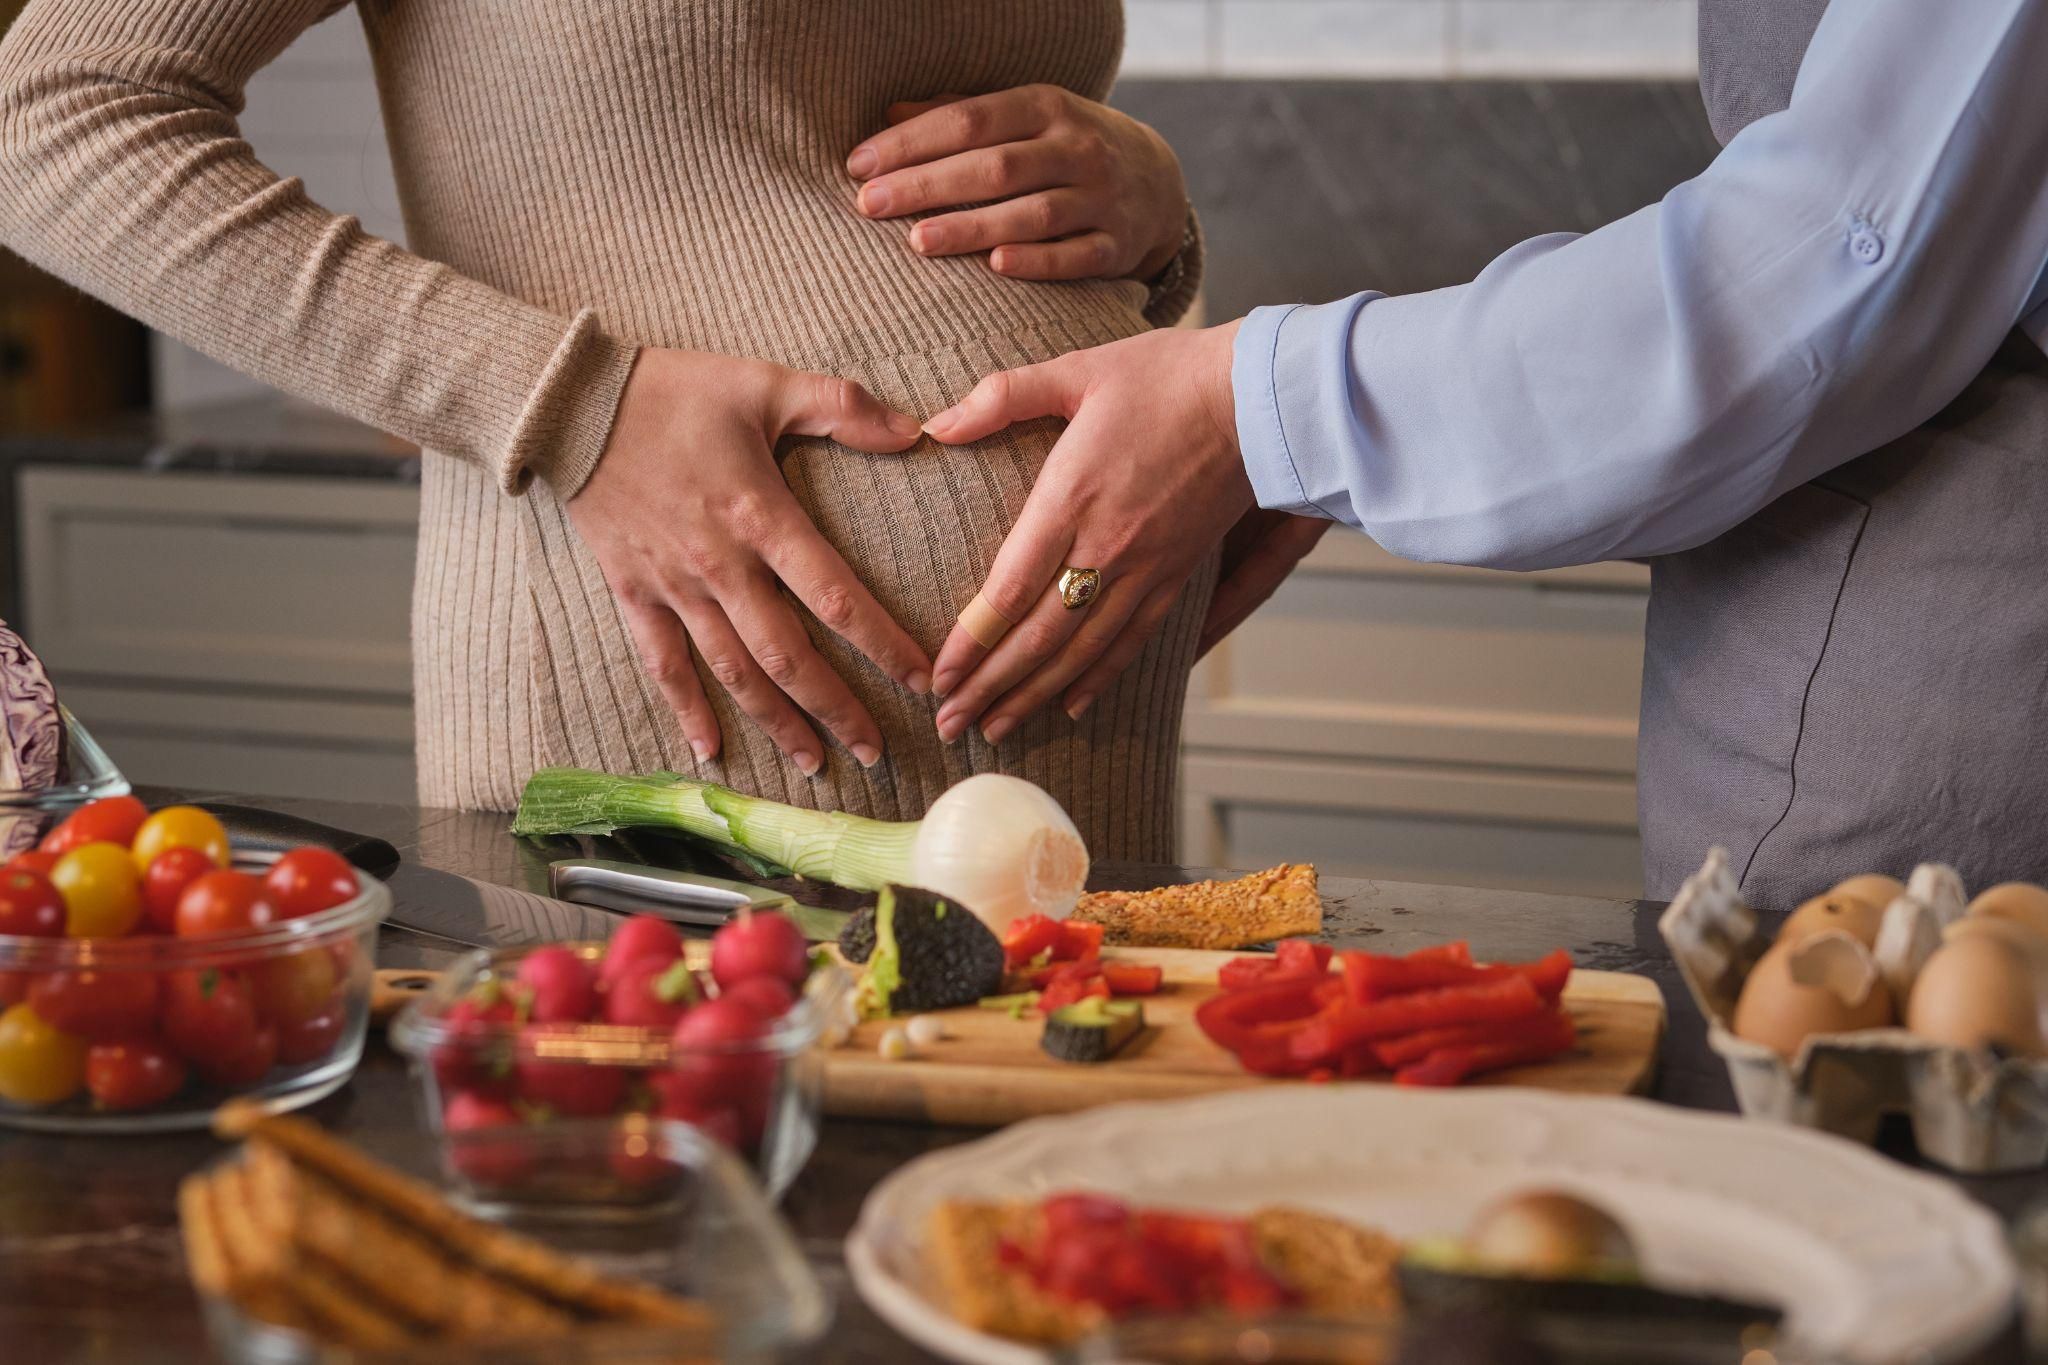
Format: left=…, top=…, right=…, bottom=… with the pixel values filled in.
left=17, top=466, right=420, bottom=803
left=1181, top=530, right=1649, bottom=899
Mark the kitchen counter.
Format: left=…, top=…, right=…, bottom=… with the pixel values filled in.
left=0, top=788, right=2033, bottom=1362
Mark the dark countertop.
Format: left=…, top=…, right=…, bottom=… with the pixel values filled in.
left=0, top=788, right=2037, bottom=1363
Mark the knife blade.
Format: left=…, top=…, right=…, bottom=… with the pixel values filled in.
left=548, top=859, right=849, bottom=943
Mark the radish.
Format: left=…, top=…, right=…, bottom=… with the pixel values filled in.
left=442, top=1091, right=533, bottom=1185
left=601, top=914, right=685, bottom=988
left=515, top=945, right=598, bottom=1023
left=719, top=974, right=796, bottom=1021
left=603, top=957, right=702, bottom=1028
left=710, top=910, right=809, bottom=990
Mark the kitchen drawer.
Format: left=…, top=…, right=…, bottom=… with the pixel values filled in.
left=1181, top=751, right=1643, bottom=900
left=18, top=467, right=418, bottom=694
left=1188, top=530, right=1648, bottom=775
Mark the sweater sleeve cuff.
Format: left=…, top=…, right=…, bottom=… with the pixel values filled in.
left=1231, top=294, right=1380, bottom=529
left=500, top=311, right=639, bottom=500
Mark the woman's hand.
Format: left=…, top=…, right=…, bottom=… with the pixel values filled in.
left=846, top=86, right=1188, bottom=283
left=919, top=323, right=1254, bottom=744
left=568, top=349, right=933, bottom=774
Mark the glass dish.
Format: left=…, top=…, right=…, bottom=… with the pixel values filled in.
left=0, top=708, right=130, bottom=856
left=389, top=942, right=849, bottom=1206
left=198, top=1117, right=831, bottom=1364
left=0, top=849, right=390, bottom=1133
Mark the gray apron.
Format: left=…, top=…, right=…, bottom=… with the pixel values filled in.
left=1638, top=0, right=2048, bottom=909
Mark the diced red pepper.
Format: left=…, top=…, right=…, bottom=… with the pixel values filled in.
left=1057, top=920, right=1105, bottom=963
left=1288, top=975, right=1546, bottom=1068
left=1099, top=961, right=1164, bottom=996
left=1194, top=978, right=1329, bottom=1076
left=1038, top=974, right=1112, bottom=1013
left=1340, top=947, right=1574, bottom=1005
left=1273, top=939, right=1333, bottom=975
left=1002, top=915, right=1065, bottom=970
left=1394, top=1009, right=1578, bottom=1086
left=1215, top=939, right=1333, bottom=993
left=1217, top=956, right=1278, bottom=992
left=1028, top=960, right=1102, bottom=990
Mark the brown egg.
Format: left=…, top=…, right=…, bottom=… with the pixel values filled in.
left=1965, top=882, right=2048, bottom=943
left=1778, top=892, right=1886, bottom=948
left=1831, top=873, right=1907, bottom=909
left=1907, top=933, right=2046, bottom=1057
left=1733, top=935, right=1893, bottom=1059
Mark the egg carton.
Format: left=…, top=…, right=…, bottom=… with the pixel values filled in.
left=1659, top=848, right=2048, bottom=1173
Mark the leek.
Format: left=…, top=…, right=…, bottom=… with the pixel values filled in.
left=512, top=767, right=1089, bottom=930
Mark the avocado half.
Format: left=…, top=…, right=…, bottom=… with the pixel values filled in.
left=839, top=885, right=1005, bottom=1017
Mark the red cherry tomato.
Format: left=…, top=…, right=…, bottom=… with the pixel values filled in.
left=26, top=970, right=161, bottom=1042
left=0, top=973, right=34, bottom=1007
left=2, top=849, right=59, bottom=878
left=0, top=869, right=66, bottom=937
left=196, top=1021, right=278, bottom=1088
left=162, top=968, right=259, bottom=1064
left=250, top=947, right=339, bottom=1027
left=174, top=870, right=274, bottom=939
left=276, top=1003, right=347, bottom=1065
left=38, top=796, right=149, bottom=857
left=85, top=1038, right=189, bottom=1110
left=141, top=847, right=218, bottom=935
left=261, top=847, right=360, bottom=921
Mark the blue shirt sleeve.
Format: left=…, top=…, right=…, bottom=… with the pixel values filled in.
left=1235, top=0, right=2048, bottom=570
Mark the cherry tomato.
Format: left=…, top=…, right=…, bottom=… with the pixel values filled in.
left=196, top=1021, right=278, bottom=1088
left=3, top=849, right=59, bottom=877
left=129, top=806, right=231, bottom=877
left=141, top=847, right=218, bottom=935
left=27, top=970, right=160, bottom=1041
left=50, top=843, right=144, bottom=938
left=250, top=947, right=338, bottom=1026
left=261, top=847, right=359, bottom=921
left=276, top=1003, right=347, bottom=1065
left=162, top=968, right=259, bottom=1064
left=85, top=1038, right=188, bottom=1110
left=0, top=973, right=34, bottom=1007
left=0, top=1001, right=88, bottom=1105
left=174, top=870, right=273, bottom=939
left=39, top=796, right=150, bottom=858
left=0, top=869, right=66, bottom=937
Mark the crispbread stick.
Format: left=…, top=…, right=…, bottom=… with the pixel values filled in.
left=226, top=1111, right=710, bottom=1329
left=177, top=1173, right=232, bottom=1299
left=200, top=1165, right=310, bottom=1334
left=240, top=1143, right=422, bottom=1350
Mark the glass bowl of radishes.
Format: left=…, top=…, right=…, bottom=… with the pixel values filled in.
left=389, top=908, right=851, bottom=1209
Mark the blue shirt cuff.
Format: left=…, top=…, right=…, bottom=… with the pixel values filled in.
left=1231, top=294, right=1382, bottom=528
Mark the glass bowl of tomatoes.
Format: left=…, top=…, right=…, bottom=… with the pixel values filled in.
left=0, top=797, right=390, bottom=1132
left=389, top=912, right=851, bottom=1210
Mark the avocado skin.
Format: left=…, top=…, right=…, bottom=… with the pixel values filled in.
left=1394, top=1262, right=1779, bottom=1337
left=838, top=885, right=1004, bottom=1013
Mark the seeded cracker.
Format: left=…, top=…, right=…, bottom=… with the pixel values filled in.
left=1070, top=863, right=1322, bottom=950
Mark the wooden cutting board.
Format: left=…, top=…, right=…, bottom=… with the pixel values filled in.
left=822, top=947, right=1665, bottom=1126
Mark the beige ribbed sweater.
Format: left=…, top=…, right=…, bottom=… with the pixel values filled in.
left=0, top=0, right=1211, bottom=858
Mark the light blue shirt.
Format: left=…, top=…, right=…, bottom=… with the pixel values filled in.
left=1234, top=0, right=2048, bottom=571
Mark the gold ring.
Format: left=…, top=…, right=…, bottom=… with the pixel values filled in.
left=1057, top=567, right=1102, bottom=611
left=959, top=593, right=1015, bottom=650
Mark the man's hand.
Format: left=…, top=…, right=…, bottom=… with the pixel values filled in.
left=568, top=349, right=931, bottom=775
left=1201, top=510, right=1332, bottom=658
left=846, top=85, right=1188, bottom=283
left=919, top=322, right=1253, bottom=744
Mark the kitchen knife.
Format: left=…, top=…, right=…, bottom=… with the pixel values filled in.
left=194, top=802, right=402, bottom=878
left=549, top=859, right=849, bottom=943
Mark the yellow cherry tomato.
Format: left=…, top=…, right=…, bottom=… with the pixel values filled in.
left=129, top=806, right=231, bottom=877
left=0, top=1002, right=88, bottom=1105
left=50, top=842, right=144, bottom=938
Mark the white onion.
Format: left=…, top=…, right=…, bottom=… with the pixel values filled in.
left=907, top=774, right=1089, bottom=933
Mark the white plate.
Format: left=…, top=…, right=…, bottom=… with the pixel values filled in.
left=848, top=1086, right=2014, bottom=1365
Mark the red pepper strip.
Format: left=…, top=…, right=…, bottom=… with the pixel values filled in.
left=1409, top=941, right=1473, bottom=967
left=1039, top=975, right=1111, bottom=1013
left=1394, top=1009, right=1578, bottom=1086
left=1099, top=962, right=1164, bottom=996
left=1288, top=976, right=1546, bottom=1068
left=1194, top=979, right=1328, bottom=1076
left=1217, top=957, right=1278, bottom=992
left=1216, top=939, right=1334, bottom=994
left=1341, top=948, right=1574, bottom=1005
left=1028, top=960, right=1103, bottom=990
left=1369, top=1015, right=1563, bottom=1069
left=1002, top=915, right=1065, bottom=970
left=1273, top=939, right=1333, bottom=975
left=1057, top=921, right=1106, bottom=961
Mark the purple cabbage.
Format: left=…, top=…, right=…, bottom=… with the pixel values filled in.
left=0, top=618, right=66, bottom=795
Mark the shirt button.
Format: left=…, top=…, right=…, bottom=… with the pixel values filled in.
left=1849, top=227, right=1885, bottom=264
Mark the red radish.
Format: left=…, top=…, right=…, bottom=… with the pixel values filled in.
left=600, top=915, right=686, bottom=988
left=603, top=957, right=701, bottom=1028
left=669, top=998, right=776, bottom=1142
left=515, top=946, right=598, bottom=1023
left=443, top=1091, right=533, bottom=1185
left=710, top=910, right=809, bottom=990
left=718, top=974, right=796, bottom=1021
left=647, top=1071, right=745, bottom=1150
left=433, top=987, right=519, bottom=1097
left=514, top=1023, right=628, bottom=1116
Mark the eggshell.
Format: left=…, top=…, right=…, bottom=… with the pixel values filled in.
left=1907, top=933, right=2047, bottom=1058
left=1965, top=882, right=2048, bottom=944
left=1831, top=873, right=1907, bottom=908
left=1732, top=933, right=1894, bottom=1059
left=1778, top=892, right=1886, bottom=949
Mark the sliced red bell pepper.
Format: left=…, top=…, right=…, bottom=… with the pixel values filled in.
left=1099, top=961, right=1163, bottom=996
left=1288, top=975, right=1546, bottom=1068
left=1194, top=978, right=1328, bottom=1076
left=1057, top=920, right=1105, bottom=962
left=1341, top=947, right=1573, bottom=1005
left=1217, top=956, right=1277, bottom=992
left=1408, top=941, right=1473, bottom=967
left=1039, top=973, right=1112, bottom=1013
left=1394, top=1009, right=1577, bottom=1086
left=1002, top=915, right=1065, bottom=970
left=1215, top=939, right=1333, bottom=993
left=1369, top=1013, right=1569, bottom=1069
left=1027, top=960, right=1101, bottom=990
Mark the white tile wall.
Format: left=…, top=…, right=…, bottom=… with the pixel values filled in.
left=156, top=0, right=1701, bottom=409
